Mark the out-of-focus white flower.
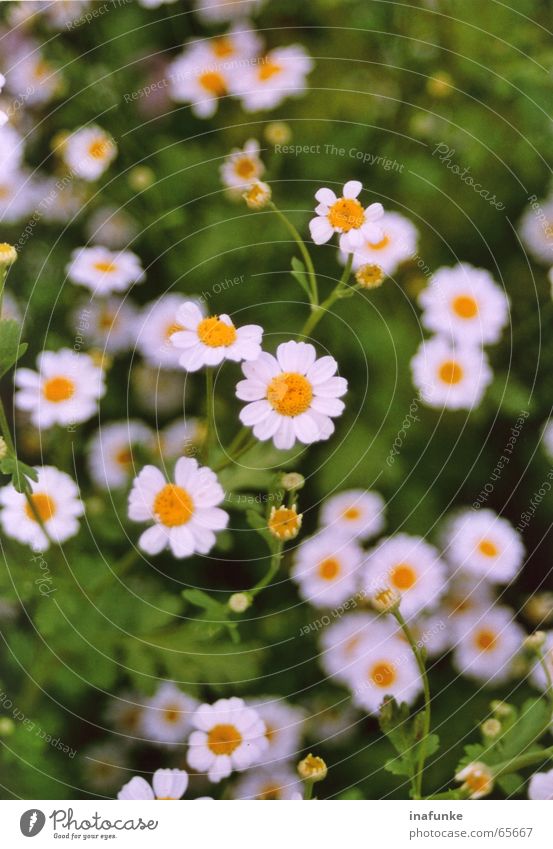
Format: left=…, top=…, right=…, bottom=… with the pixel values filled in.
left=142, top=683, right=198, bottom=745
left=320, top=613, right=375, bottom=684
left=138, top=0, right=178, bottom=7
left=128, top=458, right=229, bottom=558
left=194, top=0, right=265, bottom=23
left=220, top=138, right=265, bottom=189
left=248, top=697, right=306, bottom=762
left=62, top=125, right=117, bottom=181
left=15, top=349, right=105, bottom=429
left=528, top=768, right=553, bottom=799
left=117, top=768, right=189, bottom=800
left=319, top=489, right=385, bottom=541
left=136, top=295, right=194, bottom=370
left=291, top=532, right=363, bottom=609
left=86, top=206, right=138, bottom=250
left=187, top=697, right=268, bottom=783
left=0, top=466, right=84, bottom=552
left=233, top=765, right=303, bottom=799
left=232, top=45, right=314, bottom=112
left=132, top=365, right=185, bottom=415
left=168, top=42, right=235, bottom=119
left=154, top=418, right=204, bottom=461
left=33, top=176, right=86, bottom=225
left=105, top=692, right=147, bottom=737
left=344, top=618, right=422, bottom=714
left=0, top=124, right=24, bottom=174
left=411, top=336, right=492, bottom=410
left=343, top=211, right=418, bottom=276
left=6, top=50, right=60, bottom=105
left=519, top=195, right=553, bottom=265
left=309, top=180, right=384, bottom=253
left=88, top=421, right=153, bottom=490
left=419, top=264, right=509, bottom=346
left=452, top=606, right=524, bottom=685
left=362, top=533, right=448, bottom=618
left=0, top=170, right=38, bottom=223
left=444, top=509, right=525, bottom=585
left=236, top=341, right=347, bottom=450
left=83, top=742, right=129, bottom=793
left=0, top=73, right=8, bottom=126
left=73, top=296, right=138, bottom=355
left=171, top=301, right=263, bottom=371
left=67, top=247, right=145, bottom=296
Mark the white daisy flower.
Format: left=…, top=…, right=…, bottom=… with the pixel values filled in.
left=343, top=211, right=418, bottom=276
left=441, top=575, right=495, bottom=639
left=194, top=0, right=265, bottom=23
left=86, top=205, right=138, bottom=250
left=62, top=125, right=117, bottom=181
left=519, top=195, right=553, bottom=265
left=136, top=295, right=194, bottom=370
left=154, top=418, right=204, bottom=461
left=168, top=42, right=234, bottom=118
left=33, top=175, right=86, bottom=224
left=444, top=509, right=525, bottom=585
left=232, top=45, right=314, bottom=112
left=419, top=263, right=509, bottom=346
left=344, top=618, right=422, bottom=714
left=15, top=349, right=106, bottom=429
left=87, top=421, right=153, bottom=490
left=67, top=246, right=145, bottom=296
left=170, top=300, right=263, bottom=372
left=452, top=606, right=524, bottom=685
left=529, top=630, right=553, bottom=692
left=528, top=769, right=553, bottom=800
left=233, top=765, right=303, bottom=800
left=362, top=533, right=448, bottom=618
left=248, top=697, right=306, bottom=762
left=142, top=683, right=199, bottom=745
left=0, top=170, right=38, bottom=223
left=411, top=336, right=492, bottom=410
left=220, top=138, right=265, bottom=190
left=117, top=768, right=189, bottom=800
left=0, top=466, right=84, bottom=552
left=236, top=341, right=347, bottom=450
left=74, top=297, right=138, bottom=355
left=320, top=612, right=375, bottom=684
left=309, top=180, right=384, bottom=254
left=410, top=611, right=450, bottom=658
left=128, top=457, right=229, bottom=558
left=319, top=489, right=385, bottom=541
left=6, top=51, right=59, bottom=105
left=304, top=696, right=359, bottom=746
left=0, top=124, right=23, bottom=173
left=105, top=691, right=148, bottom=737
left=187, top=697, right=268, bottom=783
left=291, top=532, right=364, bottom=609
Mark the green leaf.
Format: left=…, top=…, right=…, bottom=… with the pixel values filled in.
left=498, top=698, right=552, bottom=761
left=0, top=318, right=27, bottom=377
left=497, top=773, right=525, bottom=797
left=290, top=256, right=311, bottom=298
left=384, top=756, right=413, bottom=777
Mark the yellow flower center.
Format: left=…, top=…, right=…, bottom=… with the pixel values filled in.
left=258, top=784, right=282, bottom=800
left=153, top=484, right=194, bottom=527
left=115, top=447, right=132, bottom=468
left=207, top=723, right=242, bottom=756
left=343, top=506, right=361, bottom=521
left=163, top=705, right=182, bottom=724
left=318, top=557, right=341, bottom=581
left=475, top=628, right=497, bottom=651
left=235, top=157, right=257, bottom=179
left=198, top=70, right=226, bottom=95
left=268, top=506, right=301, bottom=540
left=452, top=294, right=479, bottom=319
left=197, top=316, right=237, bottom=347
left=465, top=770, right=490, bottom=793
left=367, top=234, right=391, bottom=250
left=43, top=376, right=75, bottom=403
left=99, top=310, right=117, bottom=330
left=93, top=260, right=117, bottom=274
left=0, top=185, right=10, bottom=199
left=166, top=322, right=183, bottom=339
left=267, top=372, right=313, bottom=416
left=390, top=562, right=417, bottom=591
left=258, top=60, right=282, bottom=81
left=370, top=661, right=396, bottom=688
left=88, top=137, right=110, bottom=160
left=478, top=539, right=498, bottom=557
left=25, top=492, right=56, bottom=523
left=327, top=197, right=365, bottom=232
left=212, top=36, right=234, bottom=58
left=438, top=360, right=463, bottom=385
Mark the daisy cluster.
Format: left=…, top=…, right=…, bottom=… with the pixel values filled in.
left=296, top=492, right=535, bottom=716
left=411, top=263, right=510, bottom=410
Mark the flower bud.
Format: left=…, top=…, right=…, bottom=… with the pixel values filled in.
left=0, top=717, right=15, bottom=736
left=355, top=263, right=384, bottom=289
left=265, top=122, right=292, bottom=145
left=480, top=718, right=502, bottom=741
left=268, top=505, right=302, bottom=541
left=455, top=762, right=494, bottom=799
left=490, top=700, right=515, bottom=721
left=228, top=592, right=251, bottom=614
left=0, top=243, right=17, bottom=268
left=280, top=472, right=305, bottom=492
left=243, top=181, right=271, bottom=209
left=371, top=587, right=401, bottom=614
left=0, top=436, right=7, bottom=460
left=128, top=166, right=155, bottom=191
left=297, top=754, right=327, bottom=783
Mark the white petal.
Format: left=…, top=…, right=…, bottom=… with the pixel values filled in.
left=343, top=180, right=362, bottom=198
left=273, top=418, right=296, bottom=450
left=309, top=216, right=333, bottom=245
left=239, top=400, right=271, bottom=426
left=306, top=356, right=338, bottom=384
left=139, top=525, right=167, bottom=555
left=315, top=376, right=348, bottom=397
left=311, top=396, right=345, bottom=416
left=276, top=341, right=315, bottom=373
left=293, top=413, right=320, bottom=444
left=315, top=187, right=337, bottom=205
left=169, top=526, right=196, bottom=558
left=365, top=202, right=384, bottom=221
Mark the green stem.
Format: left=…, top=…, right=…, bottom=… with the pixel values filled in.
left=214, top=434, right=258, bottom=473
left=300, top=253, right=354, bottom=338
left=249, top=543, right=283, bottom=598
left=0, top=267, right=7, bottom=317
left=303, top=780, right=314, bottom=800
left=269, top=202, right=318, bottom=307
left=394, top=608, right=431, bottom=800
left=203, top=368, right=215, bottom=463
left=494, top=745, right=553, bottom=778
